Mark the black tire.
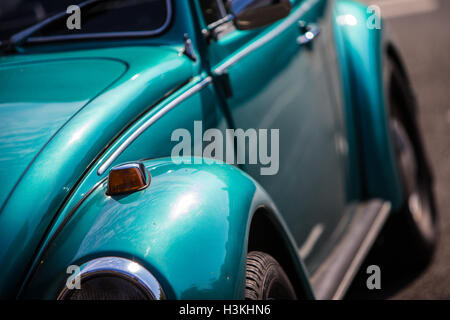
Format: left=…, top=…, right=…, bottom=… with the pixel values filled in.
left=245, top=251, right=297, bottom=300
left=382, top=57, right=438, bottom=269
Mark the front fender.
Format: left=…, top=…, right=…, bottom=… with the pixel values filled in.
left=333, top=0, right=404, bottom=209
left=23, top=158, right=310, bottom=299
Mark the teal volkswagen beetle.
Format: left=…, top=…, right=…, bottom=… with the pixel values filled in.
left=0, top=0, right=437, bottom=300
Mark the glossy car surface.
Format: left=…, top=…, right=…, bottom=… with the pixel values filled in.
left=0, top=0, right=435, bottom=299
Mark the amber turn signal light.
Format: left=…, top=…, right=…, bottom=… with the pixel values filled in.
left=107, top=162, right=150, bottom=196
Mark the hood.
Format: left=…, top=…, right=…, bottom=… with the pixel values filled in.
left=0, top=58, right=127, bottom=206
left=0, top=46, right=194, bottom=298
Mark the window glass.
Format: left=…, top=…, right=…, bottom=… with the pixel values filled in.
left=199, top=0, right=227, bottom=25
left=0, top=0, right=170, bottom=41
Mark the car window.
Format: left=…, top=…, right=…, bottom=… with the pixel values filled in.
left=0, top=0, right=171, bottom=41
left=199, top=0, right=228, bottom=26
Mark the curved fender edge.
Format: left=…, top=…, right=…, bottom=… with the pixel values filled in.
left=23, top=158, right=313, bottom=299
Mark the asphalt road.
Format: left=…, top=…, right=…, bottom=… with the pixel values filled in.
left=345, top=0, right=450, bottom=299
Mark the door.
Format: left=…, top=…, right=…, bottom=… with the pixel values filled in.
left=198, top=0, right=349, bottom=275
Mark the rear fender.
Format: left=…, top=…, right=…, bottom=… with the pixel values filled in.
left=333, top=0, right=404, bottom=209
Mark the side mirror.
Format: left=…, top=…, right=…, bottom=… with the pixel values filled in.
left=228, top=0, right=292, bottom=30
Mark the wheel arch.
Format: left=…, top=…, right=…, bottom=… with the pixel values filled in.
left=386, top=43, right=413, bottom=95
left=385, top=42, right=435, bottom=189
left=22, top=158, right=314, bottom=300
left=247, top=206, right=314, bottom=299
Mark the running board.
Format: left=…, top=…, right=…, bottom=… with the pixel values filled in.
left=310, top=200, right=391, bottom=300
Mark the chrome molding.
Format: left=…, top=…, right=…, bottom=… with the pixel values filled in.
left=207, top=14, right=234, bottom=31
left=97, top=76, right=213, bottom=176
left=58, top=257, right=165, bottom=300
left=28, top=0, right=172, bottom=44
left=310, top=200, right=392, bottom=300
left=332, top=202, right=391, bottom=300
left=213, top=0, right=319, bottom=75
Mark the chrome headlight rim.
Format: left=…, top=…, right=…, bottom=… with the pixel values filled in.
left=57, top=256, right=166, bottom=300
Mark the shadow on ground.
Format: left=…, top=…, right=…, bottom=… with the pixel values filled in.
left=344, top=224, right=435, bottom=300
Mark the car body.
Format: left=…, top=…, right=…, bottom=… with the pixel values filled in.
left=0, top=0, right=436, bottom=299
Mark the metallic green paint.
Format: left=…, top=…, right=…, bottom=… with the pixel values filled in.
left=333, top=0, right=404, bottom=208
left=0, top=0, right=407, bottom=300
left=206, top=0, right=350, bottom=275
left=22, top=158, right=313, bottom=299
left=0, top=58, right=127, bottom=207
left=0, top=46, right=195, bottom=298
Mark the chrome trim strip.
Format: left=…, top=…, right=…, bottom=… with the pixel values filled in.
left=213, top=0, right=319, bottom=75
left=207, top=14, right=234, bottom=31
left=298, top=223, right=324, bottom=259
left=58, top=257, right=165, bottom=300
left=27, top=0, right=172, bottom=44
left=332, top=202, right=391, bottom=300
left=97, top=76, right=213, bottom=176
left=310, top=200, right=392, bottom=300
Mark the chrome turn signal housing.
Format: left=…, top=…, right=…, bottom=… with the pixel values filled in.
left=107, top=162, right=150, bottom=196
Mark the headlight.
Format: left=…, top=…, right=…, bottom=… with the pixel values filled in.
left=57, top=257, right=165, bottom=300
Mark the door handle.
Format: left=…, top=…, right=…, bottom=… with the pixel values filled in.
left=297, top=21, right=320, bottom=45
